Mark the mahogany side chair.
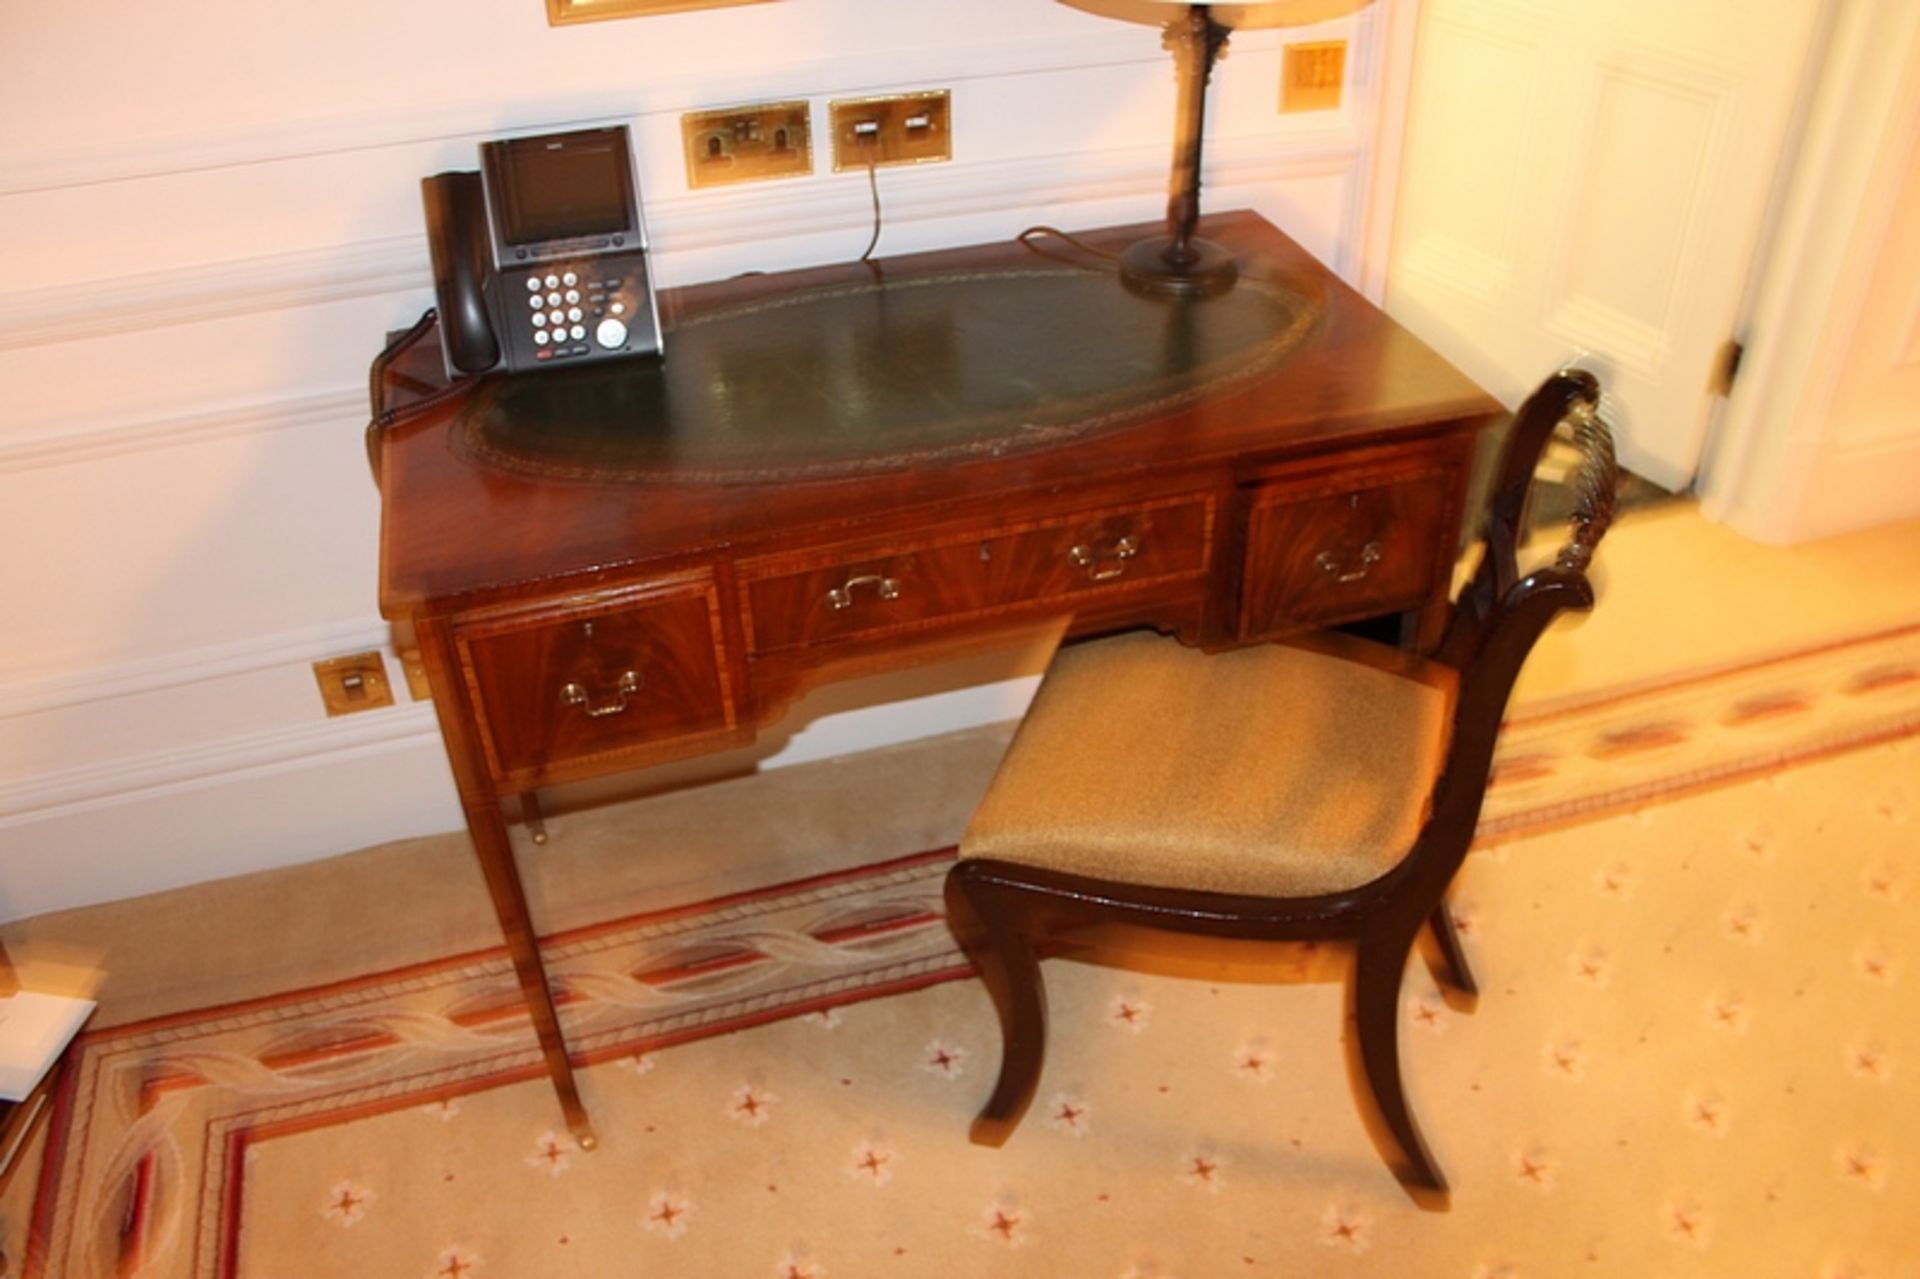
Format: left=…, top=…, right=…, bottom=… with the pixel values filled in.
left=945, top=369, right=1618, bottom=1197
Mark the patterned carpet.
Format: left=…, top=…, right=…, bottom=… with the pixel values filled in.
left=20, top=622, right=1920, bottom=1278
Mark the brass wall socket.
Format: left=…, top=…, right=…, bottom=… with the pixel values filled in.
left=1282, top=40, right=1347, bottom=113
left=829, top=90, right=952, bottom=172
left=313, top=652, right=394, bottom=716
left=682, top=100, right=813, bottom=189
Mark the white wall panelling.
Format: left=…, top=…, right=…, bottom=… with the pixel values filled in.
left=0, top=0, right=1401, bottom=920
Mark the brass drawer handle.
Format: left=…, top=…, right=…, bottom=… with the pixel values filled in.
left=560, top=670, right=643, bottom=718
left=826, top=574, right=901, bottom=611
left=1068, top=535, right=1140, bottom=581
left=1315, top=542, right=1383, bottom=583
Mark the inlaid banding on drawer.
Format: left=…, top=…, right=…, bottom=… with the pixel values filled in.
left=737, top=494, right=1216, bottom=653
left=1239, top=467, right=1458, bottom=640
left=455, top=575, right=739, bottom=787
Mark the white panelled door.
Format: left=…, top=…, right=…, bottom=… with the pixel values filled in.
left=1384, top=0, right=1826, bottom=489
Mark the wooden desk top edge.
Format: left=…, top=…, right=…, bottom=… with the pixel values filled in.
left=375, top=212, right=1501, bottom=616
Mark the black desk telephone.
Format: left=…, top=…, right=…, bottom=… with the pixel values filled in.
left=422, top=125, right=663, bottom=379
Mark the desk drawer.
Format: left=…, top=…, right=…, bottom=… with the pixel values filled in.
left=1240, top=467, right=1458, bottom=639
left=455, top=576, right=739, bottom=786
left=739, top=494, right=1214, bottom=653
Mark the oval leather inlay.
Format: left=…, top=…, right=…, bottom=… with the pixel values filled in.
left=455, top=267, right=1322, bottom=484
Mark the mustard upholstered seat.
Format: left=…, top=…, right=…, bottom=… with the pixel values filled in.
left=945, top=369, right=1618, bottom=1200
left=962, top=633, right=1455, bottom=898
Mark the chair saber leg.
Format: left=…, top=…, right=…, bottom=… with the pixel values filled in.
left=1426, top=900, right=1479, bottom=998
left=946, top=872, right=1048, bottom=1145
left=1352, top=929, right=1447, bottom=1194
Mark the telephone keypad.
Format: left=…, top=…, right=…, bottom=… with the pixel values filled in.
left=514, top=260, right=651, bottom=366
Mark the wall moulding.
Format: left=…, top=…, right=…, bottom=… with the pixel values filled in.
left=0, top=26, right=1217, bottom=200
left=0, top=387, right=366, bottom=476
left=0, top=129, right=1367, bottom=361
left=0, top=699, right=442, bottom=827
left=0, top=617, right=396, bottom=720
left=0, top=238, right=429, bottom=355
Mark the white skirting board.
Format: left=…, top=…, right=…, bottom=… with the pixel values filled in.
left=0, top=645, right=1051, bottom=923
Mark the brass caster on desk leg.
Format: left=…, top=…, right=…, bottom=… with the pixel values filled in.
left=523, top=790, right=549, bottom=846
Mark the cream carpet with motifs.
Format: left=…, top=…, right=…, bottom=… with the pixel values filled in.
left=9, top=595, right=1920, bottom=1278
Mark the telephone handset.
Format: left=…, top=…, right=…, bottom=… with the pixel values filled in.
left=422, top=125, right=663, bottom=380
left=420, top=171, right=500, bottom=374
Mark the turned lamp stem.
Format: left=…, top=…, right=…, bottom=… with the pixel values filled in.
left=1120, top=4, right=1238, bottom=298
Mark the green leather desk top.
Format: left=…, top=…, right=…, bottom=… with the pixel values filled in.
left=455, top=265, right=1320, bottom=484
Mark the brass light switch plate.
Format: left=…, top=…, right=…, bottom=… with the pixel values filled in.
left=1282, top=40, right=1347, bottom=113
left=682, top=101, right=813, bottom=189
left=829, top=91, right=952, bottom=172
left=314, top=652, right=394, bottom=716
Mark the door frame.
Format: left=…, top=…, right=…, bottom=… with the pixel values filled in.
left=1697, top=0, right=1920, bottom=541
left=1368, top=0, right=1916, bottom=534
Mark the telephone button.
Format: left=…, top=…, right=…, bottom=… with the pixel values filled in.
left=525, top=277, right=543, bottom=292
left=610, top=301, right=627, bottom=316
left=533, top=330, right=550, bottom=346
left=546, top=291, right=562, bottom=306
left=548, top=310, right=566, bottom=326
left=562, top=271, right=578, bottom=287
left=567, top=307, right=583, bottom=322
left=543, top=274, right=559, bottom=288
left=565, top=289, right=581, bottom=304
left=595, top=317, right=629, bottom=349
left=569, top=324, right=586, bottom=341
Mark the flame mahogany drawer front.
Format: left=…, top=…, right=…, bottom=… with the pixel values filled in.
left=737, top=494, right=1216, bottom=654
left=1239, top=465, right=1461, bottom=640
left=454, top=576, right=740, bottom=787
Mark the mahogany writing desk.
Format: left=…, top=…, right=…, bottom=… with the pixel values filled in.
left=371, top=212, right=1500, bottom=1147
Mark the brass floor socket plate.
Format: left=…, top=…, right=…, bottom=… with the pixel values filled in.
left=682, top=101, right=813, bottom=189
left=829, top=90, right=952, bottom=172
left=314, top=652, right=395, bottom=716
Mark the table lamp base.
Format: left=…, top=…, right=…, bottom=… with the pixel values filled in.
left=1118, top=234, right=1239, bottom=298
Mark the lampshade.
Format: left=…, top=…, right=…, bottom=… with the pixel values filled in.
left=1066, top=0, right=1377, bottom=296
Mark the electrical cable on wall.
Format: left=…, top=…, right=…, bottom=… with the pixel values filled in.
left=859, top=156, right=884, bottom=265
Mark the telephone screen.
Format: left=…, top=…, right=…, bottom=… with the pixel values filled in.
left=493, top=134, right=634, bottom=246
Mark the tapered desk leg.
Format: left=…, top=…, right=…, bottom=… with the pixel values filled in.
left=417, top=618, right=597, bottom=1150
left=462, top=799, right=597, bottom=1150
